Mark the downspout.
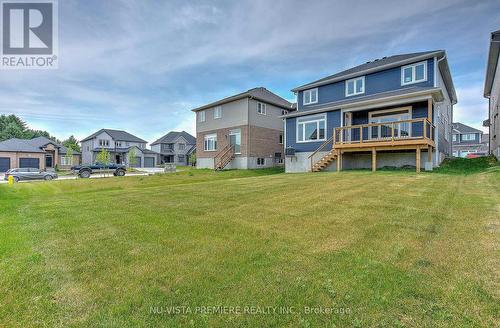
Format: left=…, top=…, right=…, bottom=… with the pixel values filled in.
left=488, top=97, right=491, bottom=155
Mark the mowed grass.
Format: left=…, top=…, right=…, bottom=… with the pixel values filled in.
left=0, top=166, right=499, bottom=327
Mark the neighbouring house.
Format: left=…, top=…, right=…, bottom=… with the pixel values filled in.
left=283, top=50, right=457, bottom=173
left=0, top=136, right=81, bottom=172
left=484, top=29, right=500, bottom=160
left=150, top=131, right=196, bottom=165
left=80, top=129, right=158, bottom=168
left=452, top=122, right=489, bottom=157
left=192, top=87, right=294, bottom=169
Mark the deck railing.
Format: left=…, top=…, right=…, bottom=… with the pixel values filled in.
left=334, top=118, right=434, bottom=146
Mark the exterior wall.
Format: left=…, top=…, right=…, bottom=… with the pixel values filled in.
left=81, top=140, right=93, bottom=164
left=248, top=125, right=283, bottom=158
left=196, top=125, right=249, bottom=161
left=435, top=65, right=453, bottom=159
left=248, top=99, right=285, bottom=130
left=196, top=98, right=249, bottom=133
left=489, top=55, right=500, bottom=159
left=57, top=154, right=81, bottom=169
left=297, top=58, right=434, bottom=111
left=155, top=136, right=195, bottom=166
left=0, top=151, right=46, bottom=170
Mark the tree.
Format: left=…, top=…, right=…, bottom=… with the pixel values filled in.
left=127, top=147, right=137, bottom=168
left=96, top=148, right=110, bottom=164
left=62, top=135, right=81, bottom=152
left=0, top=114, right=60, bottom=142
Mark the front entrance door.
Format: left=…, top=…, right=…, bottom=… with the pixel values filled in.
left=229, top=129, right=241, bottom=154
left=45, top=155, right=53, bottom=168
left=116, top=154, right=122, bottom=164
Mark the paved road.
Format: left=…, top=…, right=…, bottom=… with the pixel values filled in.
left=0, top=172, right=150, bottom=184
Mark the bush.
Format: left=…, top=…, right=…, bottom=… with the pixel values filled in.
left=433, top=156, right=498, bottom=174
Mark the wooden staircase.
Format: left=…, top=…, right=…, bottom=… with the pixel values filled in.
left=308, top=135, right=337, bottom=172
left=312, top=149, right=338, bottom=172
left=214, top=145, right=235, bottom=170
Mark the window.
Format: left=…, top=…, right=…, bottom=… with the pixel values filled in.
left=115, top=141, right=122, bottom=147
left=178, top=155, right=185, bottom=162
left=279, top=133, right=283, bottom=144
left=214, top=106, right=222, bottom=119
left=368, top=107, right=412, bottom=139
left=99, top=139, right=109, bottom=147
left=401, top=61, right=427, bottom=85
left=297, top=114, right=326, bottom=142
left=303, top=88, right=318, bottom=105
left=257, top=158, right=265, bottom=166
left=444, top=116, right=449, bottom=141
left=274, top=153, right=283, bottom=164
left=178, top=143, right=185, bottom=150
left=61, top=156, right=73, bottom=166
left=462, top=134, right=476, bottom=141
left=203, top=134, right=217, bottom=151
left=452, top=134, right=457, bottom=142
left=345, top=76, right=365, bottom=97
left=257, top=102, right=266, bottom=115
left=198, top=110, right=206, bottom=122
left=281, top=109, right=288, bottom=115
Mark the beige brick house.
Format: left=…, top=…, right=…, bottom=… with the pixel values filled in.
left=0, top=137, right=81, bottom=172
left=192, top=87, right=294, bottom=169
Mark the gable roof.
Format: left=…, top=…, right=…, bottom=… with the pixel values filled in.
left=292, top=50, right=457, bottom=104
left=191, top=87, right=294, bottom=112
left=484, top=30, right=500, bottom=97
left=0, top=136, right=81, bottom=154
left=452, top=122, right=483, bottom=134
left=150, top=131, right=196, bottom=146
left=81, top=129, right=147, bottom=143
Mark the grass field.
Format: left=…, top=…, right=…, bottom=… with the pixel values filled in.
left=0, top=163, right=499, bottom=327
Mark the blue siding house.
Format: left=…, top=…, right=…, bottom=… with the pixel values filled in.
left=283, top=50, right=457, bottom=172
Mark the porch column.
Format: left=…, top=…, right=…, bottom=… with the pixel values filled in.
left=416, top=147, right=421, bottom=173
left=427, top=98, right=433, bottom=123
left=336, top=151, right=342, bottom=172
left=371, top=148, right=376, bottom=172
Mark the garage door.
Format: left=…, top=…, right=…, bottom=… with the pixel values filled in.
left=131, top=157, right=142, bottom=168
left=0, top=157, right=10, bottom=172
left=19, top=158, right=40, bottom=169
left=144, top=157, right=155, bottom=167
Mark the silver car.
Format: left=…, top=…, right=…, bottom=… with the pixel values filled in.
left=4, top=168, right=58, bottom=182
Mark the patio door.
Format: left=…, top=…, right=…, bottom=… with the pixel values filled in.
left=344, top=112, right=352, bottom=142
left=368, top=107, right=411, bottom=140
left=229, top=129, right=241, bottom=154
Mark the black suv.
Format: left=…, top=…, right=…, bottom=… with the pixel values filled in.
left=70, top=163, right=127, bottom=178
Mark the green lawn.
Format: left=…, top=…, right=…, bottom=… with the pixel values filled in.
left=0, top=165, right=499, bottom=327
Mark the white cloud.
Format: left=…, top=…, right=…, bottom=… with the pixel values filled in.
left=454, top=84, right=489, bottom=132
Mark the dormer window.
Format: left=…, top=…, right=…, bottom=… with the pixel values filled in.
left=303, top=88, right=318, bottom=105
left=345, top=76, right=365, bottom=97
left=401, top=61, right=427, bottom=85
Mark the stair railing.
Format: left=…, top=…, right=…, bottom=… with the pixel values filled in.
left=214, top=144, right=235, bottom=169
left=307, top=132, right=335, bottom=172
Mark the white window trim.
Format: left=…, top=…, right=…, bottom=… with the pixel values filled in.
left=257, top=158, right=265, bottom=166
left=213, top=106, right=222, bottom=119
left=257, top=102, right=267, bottom=115
left=303, top=88, right=318, bottom=105
left=198, top=110, right=206, bottom=123
left=401, top=61, right=427, bottom=86
left=296, top=114, right=327, bottom=143
left=61, top=156, right=73, bottom=166
left=203, top=134, right=217, bottom=151
left=345, top=76, right=365, bottom=97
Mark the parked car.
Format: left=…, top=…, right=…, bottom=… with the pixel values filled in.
left=70, top=162, right=127, bottom=178
left=4, top=168, right=58, bottom=182
left=466, top=152, right=487, bottom=158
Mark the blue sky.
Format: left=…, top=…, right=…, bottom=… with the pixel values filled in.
left=0, top=0, right=499, bottom=143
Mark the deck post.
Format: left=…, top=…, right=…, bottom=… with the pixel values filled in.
left=416, top=146, right=421, bottom=173
left=371, top=148, right=376, bottom=172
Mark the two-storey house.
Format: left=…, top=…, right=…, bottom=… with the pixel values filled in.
left=283, top=50, right=457, bottom=173
left=150, top=131, right=196, bottom=166
left=81, top=129, right=158, bottom=168
left=452, top=122, right=488, bottom=157
left=192, top=87, right=294, bottom=169
left=484, top=30, right=500, bottom=159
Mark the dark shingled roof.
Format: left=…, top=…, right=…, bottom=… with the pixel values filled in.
left=151, top=131, right=196, bottom=146
left=292, top=51, right=442, bottom=92
left=452, top=122, right=483, bottom=134
left=191, top=87, right=294, bottom=112
left=484, top=30, right=500, bottom=97
left=0, top=136, right=81, bottom=154
left=81, top=129, right=147, bottom=143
